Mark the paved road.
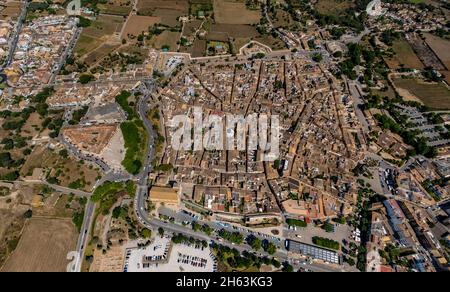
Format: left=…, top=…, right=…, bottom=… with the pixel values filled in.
left=49, top=27, right=82, bottom=84
left=72, top=200, right=96, bottom=272
left=347, top=80, right=371, bottom=133
left=60, top=136, right=111, bottom=173
left=0, top=1, right=28, bottom=70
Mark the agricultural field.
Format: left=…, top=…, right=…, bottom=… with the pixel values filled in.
left=424, top=33, right=450, bottom=69
left=1, top=217, right=77, bottom=272
left=98, top=3, right=133, bottom=16
left=75, top=14, right=124, bottom=59
left=254, top=35, right=286, bottom=51
left=74, top=35, right=103, bottom=58
left=0, top=210, right=26, bottom=269
left=182, top=19, right=204, bottom=39
left=0, top=180, right=86, bottom=270
left=272, top=8, right=297, bottom=30
left=122, top=15, right=161, bottom=39
left=96, top=44, right=148, bottom=71
left=19, top=112, right=43, bottom=139
left=154, top=8, right=186, bottom=27
left=190, top=39, right=207, bottom=57
left=137, top=0, right=189, bottom=27
left=0, top=1, right=21, bottom=19
left=209, top=23, right=260, bottom=40
left=384, top=38, right=424, bottom=70
left=393, top=78, right=450, bottom=110
left=190, top=0, right=214, bottom=17
left=83, top=15, right=124, bottom=39
left=180, top=15, right=261, bottom=55
left=372, top=83, right=398, bottom=100
left=149, top=30, right=181, bottom=51
left=315, top=0, right=354, bottom=16
left=84, top=43, right=121, bottom=65
left=213, top=0, right=261, bottom=25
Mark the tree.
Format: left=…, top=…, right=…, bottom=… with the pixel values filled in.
left=312, top=53, right=323, bottom=63
left=265, top=242, right=277, bottom=255
left=286, top=218, right=307, bottom=227
left=112, top=206, right=128, bottom=219
left=141, top=228, right=152, bottom=239
left=77, top=16, right=92, bottom=27
left=23, top=209, right=32, bottom=219
left=192, top=221, right=201, bottom=231
left=59, top=149, right=69, bottom=158
left=312, top=236, right=340, bottom=250
left=0, top=152, right=13, bottom=168
left=282, top=262, right=294, bottom=272
left=1, top=171, right=19, bottom=181
left=273, top=159, right=281, bottom=169
left=271, top=258, right=281, bottom=268
left=158, top=227, right=164, bottom=237
left=78, top=74, right=95, bottom=84
left=248, top=236, right=262, bottom=251
left=1, top=138, right=14, bottom=150
left=322, top=222, right=334, bottom=233
left=346, top=257, right=356, bottom=266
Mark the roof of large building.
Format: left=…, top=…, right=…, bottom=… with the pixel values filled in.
left=149, top=186, right=178, bottom=203
left=286, top=240, right=340, bottom=264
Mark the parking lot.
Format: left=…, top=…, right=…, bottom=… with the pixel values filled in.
left=284, top=224, right=351, bottom=248
left=124, top=235, right=216, bottom=272
left=124, top=235, right=171, bottom=272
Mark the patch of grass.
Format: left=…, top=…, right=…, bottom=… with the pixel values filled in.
left=120, top=120, right=147, bottom=175
left=91, top=181, right=127, bottom=215
left=115, top=91, right=137, bottom=120
left=394, top=78, right=450, bottom=110
left=312, top=236, right=340, bottom=251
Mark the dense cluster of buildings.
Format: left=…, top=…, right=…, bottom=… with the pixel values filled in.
left=368, top=2, right=447, bottom=32
left=4, top=15, right=79, bottom=87
left=0, top=20, right=12, bottom=64
left=151, top=53, right=363, bottom=227
left=366, top=199, right=448, bottom=272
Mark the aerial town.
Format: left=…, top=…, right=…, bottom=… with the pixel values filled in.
left=0, top=0, right=449, bottom=274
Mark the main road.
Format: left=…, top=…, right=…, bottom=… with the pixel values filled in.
left=72, top=200, right=96, bottom=272
left=0, top=1, right=28, bottom=70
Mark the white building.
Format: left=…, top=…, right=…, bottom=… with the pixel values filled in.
left=366, top=0, right=386, bottom=17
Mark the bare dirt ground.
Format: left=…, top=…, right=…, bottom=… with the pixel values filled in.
left=384, top=39, right=424, bottom=70
left=1, top=217, right=78, bottom=272
left=90, top=245, right=124, bottom=272
left=20, top=145, right=101, bottom=192
left=0, top=1, right=21, bottom=19
left=424, top=33, right=450, bottom=69
left=121, top=15, right=161, bottom=39
left=213, top=0, right=261, bottom=25
left=63, top=124, right=118, bottom=155
left=100, top=128, right=125, bottom=172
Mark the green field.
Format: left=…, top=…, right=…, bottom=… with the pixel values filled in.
left=385, top=39, right=424, bottom=70
left=114, top=91, right=148, bottom=175
left=97, top=4, right=132, bottom=16
left=74, top=14, right=124, bottom=58
left=394, top=78, right=450, bottom=110
left=315, top=0, right=354, bottom=16
left=74, top=34, right=102, bottom=56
